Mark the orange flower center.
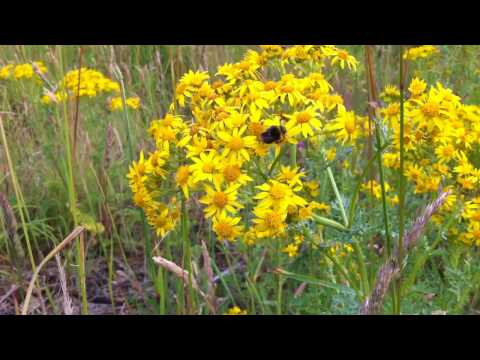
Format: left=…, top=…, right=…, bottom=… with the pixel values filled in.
left=421, top=102, right=440, bottom=118
left=297, top=111, right=311, bottom=124
left=223, top=165, right=241, bottom=182
left=265, top=212, right=282, bottom=228
left=213, top=192, right=228, bottom=208
left=338, top=50, right=349, bottom=60
left=175, top=166, right=190, bottom=185
left=202, top=161, right=215, bottom=174
left=280, top=84, right=294, bottom=93
left=216, top=222, right=234, bottom=238
left=228, top=136, right=244, bottom=151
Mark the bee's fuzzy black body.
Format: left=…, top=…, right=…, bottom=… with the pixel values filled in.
left=261, top=125, right=286, bottom=144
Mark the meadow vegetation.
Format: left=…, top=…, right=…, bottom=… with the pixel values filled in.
left=1, top=45, right=480, bottom=315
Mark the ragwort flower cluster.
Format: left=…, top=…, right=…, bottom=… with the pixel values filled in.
left=377, top=74, right=480, bottom=246
left=128, top=45, right=361, bottom=254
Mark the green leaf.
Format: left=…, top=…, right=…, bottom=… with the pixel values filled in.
left=274, top=268, right=351, bottom=292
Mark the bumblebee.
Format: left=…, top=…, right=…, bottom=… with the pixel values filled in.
left=260, top=125, right=286, bottom=144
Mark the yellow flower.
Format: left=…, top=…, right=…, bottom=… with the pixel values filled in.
left=322, top=46, right=358, bottom=71
left=408, top=77, right=427, bottom=98
left=214, top=161, right=253, bottom=188
left=225, top=306, right=247, bottom=315
left=285, top=107, right=322, bottom=138
left=108, top=96, right=141, bottom=111
left=175, top=166, right=195, bottom=199
left=435, top=143, right=457, bottom=163
left=325, top=148, right=336, bottom=161
left=14, top=64, right=34, bottom=79
left=254, top=180, right=307, bottom=212
left=144, top=202, right=178, bottom=238
left=213, top=213, right=243, bottom=242
left=325, top=105, right=361, bottom=145
left=252, top=207, right=287, bottom=238
left=276, top=165, right=305, bottom=190
left=185, top=135, right=209, bottom=157
left=380, top=85, right=400, bottom=102
left=127, top=151, right=148, bottom=191
left=190, top=151, right=223, bottom=183
left=404, top=45, right=439, bottom=61
left=217, top=125, right=256, bottom=163
left=200, top=182, right=243, bottom=218
left=305, top=180, right=320, bottom=197
left=0, top=64, right=13, bottom=79
left=179, top=70, right=210, bottom=88
left=283, top=243, right=300, bottom=257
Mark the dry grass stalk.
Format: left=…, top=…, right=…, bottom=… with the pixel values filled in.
left=55, top=254, right=74, bottom=315
left=22, top=226, right=85, bottom=315
left=201, top=240, right=218, bottom=314
left=0, top=285, right=19, bottom=308
left=152, top=256, right=206, bottom=299
left=360, top=190, right=451, bottom=315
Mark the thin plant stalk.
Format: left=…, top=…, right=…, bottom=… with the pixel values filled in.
left=0, top=116, right=35, bottom=271
left=327, top=167, right=349, bottom=227
left=396, top=45, right=406, bottom=314
left=57, top=46, right=88, bottom=315
left=290, top=143, right=297, bottom=167
left=352, top=237, right=370, bottom=299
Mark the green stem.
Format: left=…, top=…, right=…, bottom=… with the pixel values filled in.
left=58, top=46, right=88, bottom=315
left=396, top=45, right=406, bottom=315
left=312, top=214, right=349, bottom=232
left=373, top=120, right=392, bottom=257
left=352, top=237, right=369, bottom=299
left=268, top=146, right=286, bottom=176
left=290, top=143, right=297, bottom=167
left=327, top=167, right=348, bottom=227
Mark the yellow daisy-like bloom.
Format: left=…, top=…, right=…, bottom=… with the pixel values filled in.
left=184, top=134, right=209, bottom=157
left=276, top=74, right=306, bottom=107
left=145, top=203, right=177, bottom=238
left=380, top=85, right=400, bottom=103
left=0, top=64, right=13, bottom=79
left=127, top=151, right=148, bottom=191
left=325, top=105, right=360, bottom=145
left=200, top=182, right=243, bottom=218
left=213, top=213, right=243, bottom=242
left=383, top=152, right=400, bottom=169
left=254, top=180, right=307, bottom=212
left=276, top=165, right=305, bottom=190
left=189, top=151, right=222, bottom=183
left=403, top=45, right=439, bottom=61
left=332, top=49, right=358, bottom=71
left=283, top=243, right=300, bottom=257
left=145, top=150, right=169, bottom=179
left=381, top=102, right=400, bottom=125
left=175, top=165, right=195, bottom=199
left=435, top=143, right=457, bottom=163
left=179, top=70, right=210, bottom=88
left=225, top=306, right=247, bottom=315
left=408, top=77, right=427, bottom=98
left=214, top=161, right=253, bottom=188
left=297, top=201, right=330, bottom=221
left=305, top=180, right=320, bottom=197
left=361, top=180, right=391, bottom=200
left=108, top=96, right=141, bottom=111
left=217, top=125, right=256, bottom=163
left=252, top=207, right=287, bottom=238
left=285, top=107, right=322, bottom=138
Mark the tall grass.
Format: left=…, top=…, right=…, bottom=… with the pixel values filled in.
left=1, top=45, right=480, bottom=314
